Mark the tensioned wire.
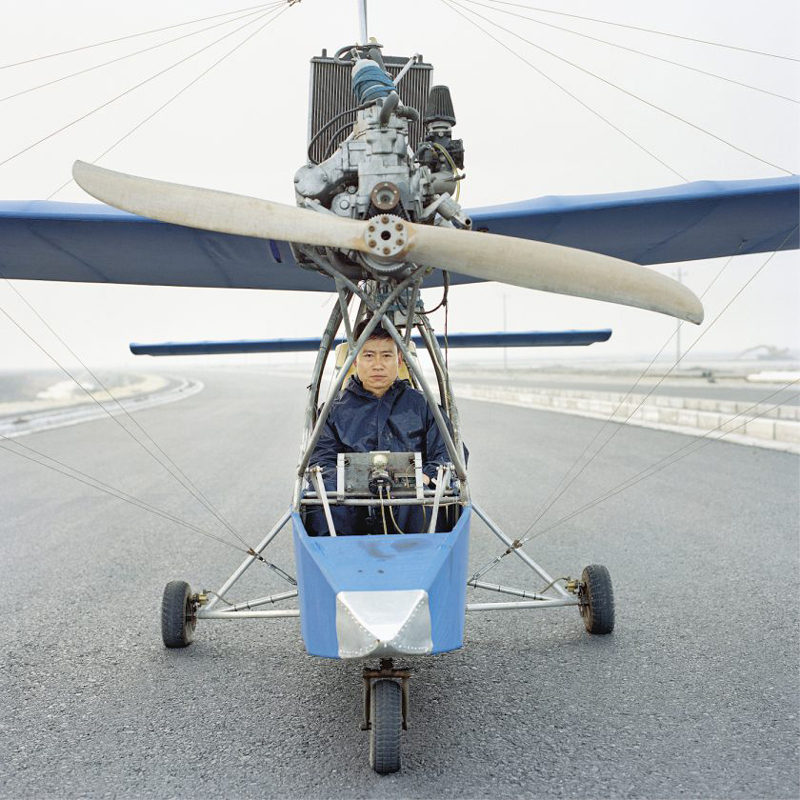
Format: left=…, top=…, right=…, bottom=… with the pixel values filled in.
left=467, top=228, right=798, bottom=581
left=0, top=300, right=247, bottom=549
left=0, top=2, right=283, bottom=71
left=459, top=0, right=799, bottom=105
left=522, top=242, right=746, bottom=541
left=0, top=4, right=288, bottom=171
left=0, top=431, right=297, bottom=586
left=517, top=383, right=800, bottom=548
left=0, top=431, right=241, bottom=552
left=0, top=3, right=284, bottom=105
left=480, top=0, right=800, bottom=63
left=0, top=1, right=297, bottom=555
left=469, top=379, right=800, bottom=582
left=519, top=226, right=798, bottom=539
left=438, top=0, right=687, bottom=182
left=445, top=0, right=795, bottom=176
left=46, top=2, right=294, bottom=199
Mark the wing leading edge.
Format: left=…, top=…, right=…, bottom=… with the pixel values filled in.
left=0, top=176, right=796, bottom=291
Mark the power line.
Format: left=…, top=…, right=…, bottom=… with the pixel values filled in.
left=439, top=0, right=687, bottom=181
left=0, top=2, right=281, bottom=71
left=448, top=0, right=795, bottom=175
left=460, top=0, right=799, bottom=104
left=0, top=5, right=281, bottom=105
left=481, top=0, right=800, bottom=63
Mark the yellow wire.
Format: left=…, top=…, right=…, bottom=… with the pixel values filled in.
left=431, top=141, right=462, bottom=202
left=378, top=485, right=389, bottom=535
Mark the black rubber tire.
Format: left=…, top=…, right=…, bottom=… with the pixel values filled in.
left=369, top=679, right=402, bottom=775
left=161, top=580, right=196, bottom=648
left=579, top=564, right=615, bottom=635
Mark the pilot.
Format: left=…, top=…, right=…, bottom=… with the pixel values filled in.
left=305, top=318, right=458, bottom=536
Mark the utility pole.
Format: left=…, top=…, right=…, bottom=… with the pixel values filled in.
left=674, top=266, right=682, bottom=366
left=502, top=292, right=508, bottom=372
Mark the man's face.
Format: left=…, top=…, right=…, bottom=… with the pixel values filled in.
left=355, top=336, right=402, bottom=397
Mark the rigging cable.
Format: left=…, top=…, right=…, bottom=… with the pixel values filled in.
left=0, top=2, right=284, bottom=71
left=439, top=0, right=687, bottom=182
left=0, top=4, right=290, bottom=171
left=0, top=432, right=242, bottom=553
left=0, top=431, right=297, bottom=585
left=519, top=383, right=800, bottom=546
left=46, top=2, right=294, bottom=199
left=468, top=379, right=800, bottom=582
left=524, top=242, right=746, bottom=539
left=446, top=0, right=795, bottom=176
left=0, top=3, right=284, bottom=105
left=520, top=227, right=798, bottom=538
left=480, top=0, right=800, bottom=63
left=0, top=298, right=247, bottom=548
left=459, top=0, right=799, bottom=105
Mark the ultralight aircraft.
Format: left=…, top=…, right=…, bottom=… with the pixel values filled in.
left=1, top=0, right=798, bottom=774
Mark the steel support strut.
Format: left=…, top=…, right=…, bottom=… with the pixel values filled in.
left=472, top=502, right=572, bottom=600
left=204, top=509, right=292, bottom=611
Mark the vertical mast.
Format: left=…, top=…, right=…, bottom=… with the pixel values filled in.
left=357, top=0, right=368, bottom=44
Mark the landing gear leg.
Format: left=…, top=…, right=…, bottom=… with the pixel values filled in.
left=361, top=658, right=410, bottom=774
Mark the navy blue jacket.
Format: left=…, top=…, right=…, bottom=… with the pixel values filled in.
left=305, top=376, right=455, bottom=535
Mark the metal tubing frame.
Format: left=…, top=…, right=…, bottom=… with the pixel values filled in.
left=466, top=598, right=578, bottom=612
left=468, top=580, right=556, bottom=602
left=301, top=497, right=459, bottom=507
left=199, top=609, right=300, bottom=620
left=294, top=264, right=423, bottom=481
left=204, top=509, right=292, bottom=611
left=213, top=589, right=298, bottom=613
left=472, top=502, right=572, bottom=600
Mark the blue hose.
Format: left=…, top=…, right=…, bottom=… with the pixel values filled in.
left=351, top=60, right=395, bottom=104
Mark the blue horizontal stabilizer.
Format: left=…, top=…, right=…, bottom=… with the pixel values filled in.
left=129, top=329, right=612, bottom=356
left=0, top=176, right=796, bottom=291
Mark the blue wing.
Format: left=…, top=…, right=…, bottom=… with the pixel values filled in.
left=1, top=176, right=796, bottom=291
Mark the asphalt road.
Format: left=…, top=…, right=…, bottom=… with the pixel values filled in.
left=1, top=368, right=798, bottom=800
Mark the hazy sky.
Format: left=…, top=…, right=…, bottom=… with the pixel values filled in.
left=1, top=0, right=798, bottom=371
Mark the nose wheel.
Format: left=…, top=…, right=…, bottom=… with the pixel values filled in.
left=362, top=659, right=410, bottom=774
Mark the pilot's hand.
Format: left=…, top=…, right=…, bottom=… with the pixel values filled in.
left=422, top=474, right=431, bottom=486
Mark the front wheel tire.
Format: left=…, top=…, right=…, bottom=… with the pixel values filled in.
left=579, top=564, right=615, bottom=634
left=369, top=679, right=402, bottom=774
left=161, top=580, right=197, bottom=648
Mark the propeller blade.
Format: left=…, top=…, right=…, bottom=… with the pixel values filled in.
left=72, top=161, right=365, bottom=251
left=73, top=161, right=703, bottom=324
left=404, top=223, right=705, bottom=325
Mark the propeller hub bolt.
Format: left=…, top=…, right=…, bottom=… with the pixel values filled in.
left=364, top=214, right=408, bottom=261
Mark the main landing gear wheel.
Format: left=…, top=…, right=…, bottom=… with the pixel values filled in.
left=579, top=564, right=615, bottom=635
left=161, top=580, right=197, bottom=648
left=369, top=679, right=402, bottom=775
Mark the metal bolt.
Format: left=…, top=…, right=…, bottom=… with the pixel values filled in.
left=381, top=216, right=389, bottom=224
left=383, top=247, right=390, bottom=255
left=396, top=239, right=404, bottom=246
left=369, top=240, right=376, bottom=248
left=395, top=223, right=403, bottom=231
left=368, top=225, right=375, bottom=232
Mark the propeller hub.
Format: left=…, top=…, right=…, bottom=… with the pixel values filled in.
left=364, top=215, right=409, bottom=261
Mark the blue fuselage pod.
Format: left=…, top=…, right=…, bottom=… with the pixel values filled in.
left=292, top=508, right=471, bottom=659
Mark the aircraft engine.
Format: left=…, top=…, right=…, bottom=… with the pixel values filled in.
left=293, top=46, right=471, bottom=274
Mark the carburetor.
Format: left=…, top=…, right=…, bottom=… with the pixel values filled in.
left=294, top=52, right=471, bottom=255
